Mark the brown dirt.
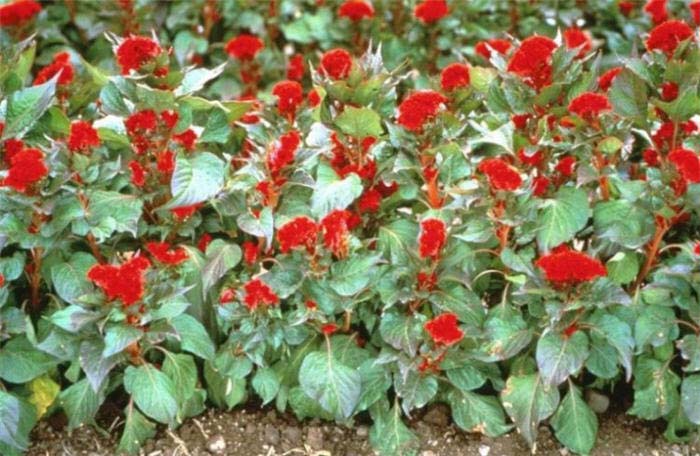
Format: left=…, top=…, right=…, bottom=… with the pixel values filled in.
left=26, top=403, right=700, bottom=456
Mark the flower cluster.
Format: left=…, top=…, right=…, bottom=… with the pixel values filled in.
left=67, top=121, right=100, bottom=153
left=116, top=35, right=166, bottom=75
left=507, top=36, right=557, bottom=90
left=87, top=256, right=151, bottom=306
left=535, top=247, right=607, bottom=285
left=397, top=90, right=448, bottom=132
left=1, top=144, right=48, bottom=193
left=277, top=216, right=318, bottom=253
left=242, top=279, right=279, bottom=310
left=418, top=218, right=447, bottom=260
left=424, top=313, right=463, bottom=346
left=145, top=242, right=189, bottom=265
left=0, top=0, right=41, bottom=27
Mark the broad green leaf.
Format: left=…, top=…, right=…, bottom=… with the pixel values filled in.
left=536, top=187, right=590, bottom=251
left=50, top=252, right=97, bottom=305
left=299, top=351, right=361, bottom=419
left=162, top=352, right=198, bottom=407
left=201, top=239, right=242, bottom=295
left=551, top=386, right=598, bottom=455
left=0, top=337, right=56, bottom=383
left=629, top=356, right=680, bottom=420
left=369, top=403, right=419, bottom=456
left=329, top=254, right=381, bottom=296
left=204, top=361, right=247, bottom=409
left=2, top=77, right=57, bottom=139
left=536, top=331, right=589, bottom=386
left=310, top=162, right=363, bottom=218
left=0, top=391, right=36, bottom=452
left=50, top=304, right=101, bottom=332
left=252, top=367, right=280, bottom=405
left=59, top=378, right=104, bottom=430
left=609, top=68, right=647, bottom=126
left=500, top=374, right=560, bottom=447
left=117, top=403, right=156, bottom=455
left=678, top=334, right=700, bottom=372
left=448, top=390, right=511, bottom=437
left=681, top=375, right=700, bottom=424
left=379, top=311, right=424, bottom=355
left=635, top=305, right=678, bottom=349
left=102, top=324, right=143, bottom=358
left=123, top=364, right=179, bottom=424
left=593, top=200, right=654, bottom=249
left=334, top=106, right=383, bottom=138
left=86, top=190, right=143, bottom=241
left=395, top=371, right=438, bottom=415
left=171, top=314, right=216, bottom=360
left=165, top=152, right=225, bottom=209
left=174, top=64, right=225, bottom=97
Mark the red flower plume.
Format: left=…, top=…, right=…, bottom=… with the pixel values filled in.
left=397, top=90, right=448, bottom=132
left=535, top=247, right=606, bottom=285
left=424, top=313, right=464, bottom=346
left=225, top=34, right=264, bottom=60
left=116, top=35, right=163, bottom=75
left=440, top=62, right=470, bottom=91
left=34, top=52, right=74, bottom=86
left=507, top=35, right=557, bottom=90
left=567, top=92, right=611, bottom=118
left=2, top=147, right=48, bottom=193
left=277, top=216, right=318, bottom=253
left=320, top=48, right=353, bottom=80
left=145, top=242, right=189, bottom=265
left=68, top=121, right=100, bottom=153
left=478, top=157, right=522, bottom=191
left=414, top=0, right=449, bottom=24
left=419, top=218, right=447, bottom=260
left=87, top=256, right=151, bottom=306
left=338, top=0, right=374, bottom=21
left=563, top=27, right=592, bottom=58
left=243, top=279, right=279, bottom=310
left=598, top=67, right=623, bottom=91
left=646, top=20, right=693, bottom=57
left=668, top=148, right=700, bottom=183
left=271, top=80, right=304, bottom=117
left=475, top=39, right=512, bottom=60
left=0, top=0, right=41, bottom=27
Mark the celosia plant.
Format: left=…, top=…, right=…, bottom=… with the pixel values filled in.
left=2, top=1, right=700, bottom=456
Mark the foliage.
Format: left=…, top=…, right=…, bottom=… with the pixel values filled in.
left=1, top=0, right=700, bottom=455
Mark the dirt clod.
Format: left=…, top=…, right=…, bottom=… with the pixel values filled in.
left=206, top=434, right=226, bottom=454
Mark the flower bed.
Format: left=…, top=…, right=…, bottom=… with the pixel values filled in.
left=1, top=1, right=700, bottom=455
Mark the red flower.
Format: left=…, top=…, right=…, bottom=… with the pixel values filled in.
left=660, top=81, right=679, bottom=101
left=271, top=81, right=304, bottom=117
left=1, top=148, right=47, bottom=192
left=517, top=148, right=544, bottom=167
left=277, top=216, right=318, bottom=253
left=511, top=113, right=531, bottom=130
left=695, top=242, right=700, bottom=255
left=156, top=150, right=175, bottom=175
left=397, top=90, right=448, bottom=132
left=125, top=109, right=158, bottom=136
left=358, top=187, right=382, bottom=213
left=652, top=121, right=675, bottom=147
left=646, top=20, right=694, bottom=57
left=567, top=92, right=611, bottom=118
left=146, top=241, right=189, bottom=265
left=532, top=175, right=550, bottom=196
left=268, top=130, right=301, bottom=175
left=172, top=129, right=197, bottom=150
left=34, top=52, right=74, bottom=86
left=219, top=288, right=235, bottom=304
left=414, top=0, right=449, bottom=24
left=475, top=39, right=512, bottom=59
left=321, top=209, right=351, bottom=258
left=619, top=1, right=634, bottom=16
left=160, top=110, right=179, bottom=130
left=563, top=27, right=592, bottom=58
left=67, top=121, right=100, bottom=153
left=87, top=256, right=151, bottom=306
left=643, top=149, right=661, bottom=167
left=338, top=0, right=374, bottom=21
left=668, top=148, right=700, bottom=183
left=424, top=313, right=463, bottom=346
left=0, top=0, right=41, bottom=27
left=419, top=218, right=446, bottom=260
left=3, top=138, right=24, bottom=163
left=305, top=300, right=318, bottom=310
left=598, top=67, right=623, bottom=91
left=243, top=279, right=279, bottom=310
left=286, top=54, right=305, bottom=80
left=242, top=241, right=259, bottom=265
left=320, top=48, right=353, bottom=80
left=555, top=155, right=577, bottom=176
left=507, top=35, right=557, bottom=90
left=171, top=203, right=201, bottom=220
left=128, top=160, right=146, bottom=187
left=308, top=89, right=321, bottom=107
left=198, top=233, right=213, bottom=253
left=225, top=34, right=264, bottom=60
left=535, top=247, right=607, bottom=285
left=644, top=0, right=667, bottom=24
left=116, top=36, right=163, bottom=75
left=416, top=271, right=438, bottom=291
left=478, top=157, right=522, bottom=191
left=321, top=323, right=339, bottom=335
left=691, top=1, right=700, bottom=25
left=0, top=273, right=4, bottom=288
left=440, top=62, right=470, bottom=91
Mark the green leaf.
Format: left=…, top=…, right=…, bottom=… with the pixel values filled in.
left=328, top=254, right=381, bottom=296
left=86, top=190, right=143, bottom=241
left=395, top=371, right=438, bottom=414
left=50, top=305, right=101, bottom=332
left=378, top=219, right=419, bottom=266
left=334, top=106, right=383, bottom=138
left=536, top=331, right=589, bottom=386
left=311, top=162, right=363, bottom=218
left=2, top=77, right=57, bottom=139
left=609, top=68, right=648, bottom=126
left=500, top=374, right=560, bottom=447
left=201, top=239, right=242, bottom=295
left=0, top=391, right=36, bottom=452
left=299, top=350, right=361, bottom=419
left=606, top=252, right=639, bottom=285
left=536, top=187, right=590, bottom=251
left=587, top=311, right=635, bottom=381
left=635, top=305, right=678, bottom=349
left=681, top=375, right=700, bottom=424
left=171, top=314, right=216, bottom=360
left=58, top=378, right=104, bottom=430
left=551, top=386, right=598, bottom=455
left=165, top=152, right=225, bottom=209
left=102, top=324, right=143, bottom=358
left=203, top=361, right=247, bottom=409
left=0, top=336, right=56, bottom=383
left=448, top=390, right=511, bottom=437
left=629, top=357, right=680, bottom=420
left=51, top=252, right=97, bottom=305
left=379, top=311, right=424, bottom=355
left=252, top=367, right=280, bottom=405
left=174, top=64, right=225, bottom=97
left=162, top=352, right=198, bottom=406
left=117, top=402, right=156, bottom=455
left=678, top=334, right=700, bottom=372
left=446, top=364, right=487, bottom=392
left=369, top=403, right=419, bottom=456
left=123, top=364, right=179, bottom=424
left=593, top=200, right=654, bottom=249
left=199, top=108, right=230, bottom=143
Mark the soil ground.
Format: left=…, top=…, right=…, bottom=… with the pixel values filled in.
left=26, top=402, right=700, bottom=456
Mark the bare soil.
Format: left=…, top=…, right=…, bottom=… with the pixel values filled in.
left=26, top=402, right=700, bottom=456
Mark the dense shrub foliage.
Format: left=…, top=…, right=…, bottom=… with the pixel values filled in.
left=2, top=0, right=700, bottom=454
